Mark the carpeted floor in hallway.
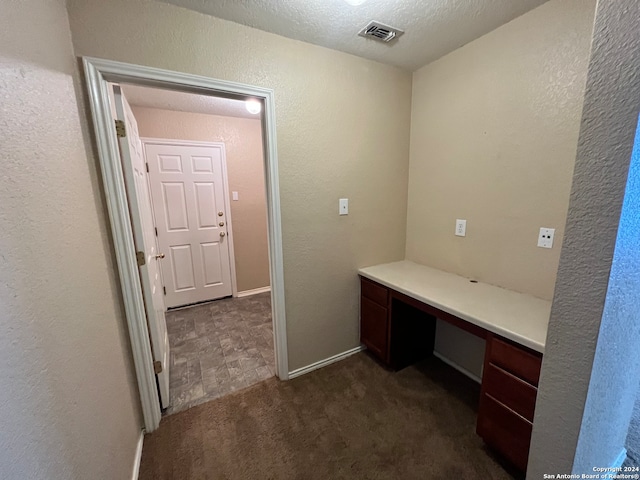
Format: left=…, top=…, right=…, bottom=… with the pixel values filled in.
left=139, top=352, right=519, bottom=480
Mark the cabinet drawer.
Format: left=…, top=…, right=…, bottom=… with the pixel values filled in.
left=360, top=277, right=388, bottom=307
left=483, top=363, right=538, bottom=422
left=477, top=393, right=532, bottom=472
left=489, top=335, right=542, bottom=386
left=361, top=296, right=388, bottom=361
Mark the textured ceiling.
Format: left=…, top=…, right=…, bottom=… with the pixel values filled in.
left=121, top=84, right=261, bottom=119
left=157, top=0, right=548, bottom=71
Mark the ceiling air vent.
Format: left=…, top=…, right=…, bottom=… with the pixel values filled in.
left=358, top=21, right=404, bottom=43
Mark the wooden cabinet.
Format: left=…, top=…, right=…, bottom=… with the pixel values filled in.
left=477, top=333, right=542, bottom=472
left=361, top=277, right=389, bottom=308
left=360, top=296, right=388, bottom=360
left=360, top=277, right=390, bottom=363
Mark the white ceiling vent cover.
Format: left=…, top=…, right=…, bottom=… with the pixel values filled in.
left=358, top=21, right=404, bottom=43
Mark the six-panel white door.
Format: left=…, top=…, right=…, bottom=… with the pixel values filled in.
left=112, top=86, right=171, bottom=409
left=144, top=142, right=233, bottom=308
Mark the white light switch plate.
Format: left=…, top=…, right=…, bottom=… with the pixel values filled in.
left=537, top=227, right=555, bottom=248
left=232, top=191, right=239, bottom=201
left=339, top=198, right=349, bottom=215
left=455, top=219, right=467, bottom=237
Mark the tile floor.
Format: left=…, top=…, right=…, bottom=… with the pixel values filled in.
left=165, top=292, right=275, bottom=415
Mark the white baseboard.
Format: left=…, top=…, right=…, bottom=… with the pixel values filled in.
left=612, top=448, right=627, bottom=469
left=131, top=430, right=144, bottom=480
left=288, top=346, right=365, bottom=379
left=236, top=286, right=271, bottom=298
left=433, top=351, right=482, bottom=384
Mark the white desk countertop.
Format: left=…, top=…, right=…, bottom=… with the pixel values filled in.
left=358, top=261, right=551, bottom=353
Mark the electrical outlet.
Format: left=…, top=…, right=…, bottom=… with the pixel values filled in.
left=537, top=227, right=555, bottom=248
left=455, top=219, right=467, bottom=237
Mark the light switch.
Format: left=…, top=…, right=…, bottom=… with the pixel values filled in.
left=339, top=198, right=349, bottom=215
left=232, top=191, right=239, bottom=201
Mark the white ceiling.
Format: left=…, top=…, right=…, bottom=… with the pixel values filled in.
left=158, top=0, right=548, bottom=71
left=121, top=84, right=261, bottom=119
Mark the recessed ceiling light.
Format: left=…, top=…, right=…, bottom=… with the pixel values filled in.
left=245, top=99, right=261, bottom=115
left=343, top=0, right=368, bottom=5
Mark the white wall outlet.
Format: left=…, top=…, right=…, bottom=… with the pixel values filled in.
left=537, top=227, right=555, bottom=248
left=455, top=219, right=467, bottom=237
left=339, top=198, right=349, bottom=215
left=232, top=191, right=239, bottom=201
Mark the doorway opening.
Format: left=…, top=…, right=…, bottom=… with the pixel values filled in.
left=115, top=82, right=275, bottom=415
left=83, top=57, right=288, bottom=432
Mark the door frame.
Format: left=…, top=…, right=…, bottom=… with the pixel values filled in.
left=82, top=57, right=289, bottom=433
left=141, top=138, right=240, bottom=300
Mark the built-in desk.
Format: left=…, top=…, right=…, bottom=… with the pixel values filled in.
left=358, top=261, right=551, bottom=472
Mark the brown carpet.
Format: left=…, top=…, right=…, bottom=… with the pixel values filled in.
left=139, top=353, right=519, bottom=480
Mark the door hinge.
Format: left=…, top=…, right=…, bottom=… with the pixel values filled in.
left=114, top=119, right=126, bottom=138
left=136, top=251, right=145, bottom=266
left=163, top=286, right=166, bottom=295
left=153, top=360, right=163, bottom=374
left=146, top=163, right=149, bottom=173
left=155, top=227, right=158, bottom=236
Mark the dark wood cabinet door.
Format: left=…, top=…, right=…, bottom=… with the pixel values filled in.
left=488, top=335, right=542, bottom=386
left=482, top=363, right=538, bottom=422
left=361, top=277, right=388, bottom=306
left=477, top=393, right=532, bottom=472
left=360, top=296, right=388, bottom=362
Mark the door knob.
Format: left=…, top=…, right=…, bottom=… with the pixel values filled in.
left=218, top=211, right=224, bottom=217
left=155, top=253, right=165, bottom=259
left=220, top=232, right=226, bottom=237
left=219, top=222, right=225, bottom=227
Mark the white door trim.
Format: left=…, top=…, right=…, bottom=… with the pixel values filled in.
left=82, top=57, right=289, bottom=433
left=141, top=138, right=239, bottom=300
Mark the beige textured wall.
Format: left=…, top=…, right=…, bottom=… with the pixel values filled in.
left=67, top=0, right=412, bottom=371
left=131, top=106, right=270, bottom=293
left=0, top=0, right=141, bottom=478
left=406, top=0, right=596, bottom=379
left=407, top=0, right=595, bottom=301
left=529, top=0, right=640, bottom=474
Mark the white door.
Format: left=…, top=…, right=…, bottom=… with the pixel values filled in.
left=144, top=142, right=233, bottom=308
left=112, top=86, right=171, bottom=409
